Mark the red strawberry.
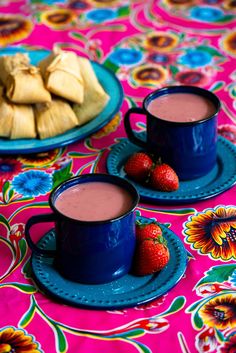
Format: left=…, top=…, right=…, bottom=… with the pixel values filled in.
left=124, top=152, right=153, bottom=182
left=133, top=236, right=170, bottom=276
left=136, top=221, right=162, bottom=243
left=150, top=163, right=179, bottom=192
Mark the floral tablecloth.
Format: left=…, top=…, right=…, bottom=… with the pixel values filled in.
left=0, top=1, right=236, bottom=352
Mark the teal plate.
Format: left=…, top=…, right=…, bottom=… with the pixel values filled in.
left=31, top=216, right=187, bottom=310
left=107, top=134, right=236, bottom=204
left=0, top=47, right=123, bottom=154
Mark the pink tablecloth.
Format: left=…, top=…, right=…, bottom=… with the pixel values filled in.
left=0, top=1, right=236, bottom=352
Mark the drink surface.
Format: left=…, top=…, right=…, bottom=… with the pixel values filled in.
left=54, top=181, right=134, bottom=221
left=147, top=92, right=216, bottom=122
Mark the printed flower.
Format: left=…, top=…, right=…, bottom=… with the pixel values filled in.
left=18, top=149, right=60, bottom=168
left=11, top=170, right=52, bottom=197
left=93, top=113, right=121, bottom=138
left=143, top=32, right=179, bottom=52
left=85, top=8, right=116, bottom=23
left=221, top=32, right=236, bottom=57
left=189, top=6, right=224, bottom=22
left=40, top=9, right=76, bottom=29
left=0, top=14, right=33, bottom=46
left=199, top=294, right=236, bottom=330
left=223, top=0, right=236, bottom=10
left=68, top=0, right=91, bottom=10
left=220, top=334, right=236, bottom=353
left=175, top=70, right=208, bottom=86
left=0, top=327, right=41, bottom=353
left=109, top=48, right=143, bottom=67
left=162, top=0, right=195, bottom=6
left=90, top=0, right=121, bottom=7
left=196, top=327, right=217, bottom=352
left=0, top=159, right=22, bottom=189
left=218, top=124, right=236, bottom=144
left=178, top=49, right=213, bottom=68
left=184, top=206, right=236, bottom=260
left=131, top=64, right=168, bottom=87
left=147, top=53, right=172, bottom=65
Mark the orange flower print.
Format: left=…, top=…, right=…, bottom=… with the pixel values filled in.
left=40, top=9, right=76, bottom=29
left=131, top=64, right=168, bottom=87
left=143, top=32, right=179, bottom=52
left=93, top=113, right=121, bottom=138
left=162, top=0, right=196, bottom=6
left=0, top=15, right=33, bottom=46
left=0, top=327, right=41, bottom=353
left=199, top=294, right=236, bottom=330
left=221, top=31, right=236, bottom=57
left=184, top=206, right=236, bottom=260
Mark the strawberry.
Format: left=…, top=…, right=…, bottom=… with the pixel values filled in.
left=150, top=162, right=179, bottom=192
left=132, top=236, right=170, bottom=276
left=136, top=221, right=162, bottom=243
left=124, top=152, right=153, bottom=182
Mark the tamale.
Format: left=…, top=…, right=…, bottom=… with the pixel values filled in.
left=10, top=104, right=36, bottom=139
left=35, top=97, right=79, bottom=139
left=39, top=49, right=84, bottom=104
left=73, top=57, right=110, bottom=125
left=0, top=95, right=13, bottom=138
left=0, top=53, right=51, bottom=104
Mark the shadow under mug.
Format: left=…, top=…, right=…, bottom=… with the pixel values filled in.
left=124, top=86, right=221, bottom=180
left=25, top=173, right=139, bottom=284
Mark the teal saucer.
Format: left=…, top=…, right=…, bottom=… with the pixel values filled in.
left=107, top=134, right=236, bottom=204
left=31, top=216, right=187, bottom=310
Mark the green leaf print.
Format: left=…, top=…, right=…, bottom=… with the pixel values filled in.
left=52, top=162, right=73, bottom=188
left=19, top=300, right=36, bottom=327
left=54, top=325, right=67, bottom=353
left=196, top=264, right=236, bottom=287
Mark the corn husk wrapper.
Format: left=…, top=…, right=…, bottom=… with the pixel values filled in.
left=10, top=104, right=36, bottom=139
left=0, top=53, right=51, bottom=104
left=35, top=98, right=78, bottom=139
left=73, top=57, right=110, bottom=125
left=0, top=95, right=13, bottom=138
left=39, top=49, right=84, bottom=104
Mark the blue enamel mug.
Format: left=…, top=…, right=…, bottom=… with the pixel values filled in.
left=124, top=86, right=221, bottom=180
left=25, top=174, right=139, bottom=284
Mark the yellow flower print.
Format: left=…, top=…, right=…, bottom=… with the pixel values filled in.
left=0, top=14, right=33, bottom=46
left=162, top=0, right=196, bottom=7
left=184, top=206, right=236, bottom=260
left=18, top=149, right=60, bottom=167
left=88, top=0, right=120, bottom=7
left=131, top=64, right=168, bottom=87
left=143, top=32, right=179, bottom=52
left=221, top=31, right=236, bottom=57
left=93, top=113, right=121, bottom=138
left=0, top=327, right=41, bottom=353
left=40, top=9, right=76, bottom=29
left=223, top=0, right=236, bottom=10
left=199, top=294, right=236, bottom=330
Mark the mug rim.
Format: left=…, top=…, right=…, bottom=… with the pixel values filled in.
left=143, top=85, right=221, bottom=126
left=49, top=173, right=139, bottom=224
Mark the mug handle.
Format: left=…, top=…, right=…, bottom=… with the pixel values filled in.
left=124, top=107, right=147, bottom=148
left=25, top=213, right=57, bottom=257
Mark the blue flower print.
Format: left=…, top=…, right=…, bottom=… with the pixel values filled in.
left=11, top=170, right=52, bottom=197
left=178, top=49, right=212, bottom=68
left=109, top=48, right=143, bottom=67
left=190, top=6, right=224, bottom=23
left=148, top=53, right=170, bottom=65
left=86, top=8, right=116, bottom=23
